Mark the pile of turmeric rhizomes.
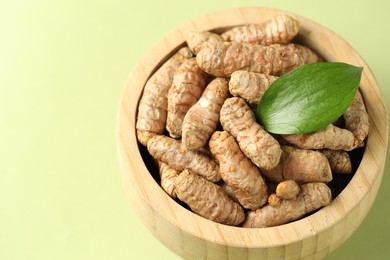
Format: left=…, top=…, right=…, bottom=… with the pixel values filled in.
left=136, top=14, right=369, bottom=227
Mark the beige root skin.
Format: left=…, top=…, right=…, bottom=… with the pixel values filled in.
left=229, top=71, right=277, bottom=107
left=196, top=42, right=305, bottom=77
left=147, top=135, right=221, bottom=183
left=294, top=44, right=324, bottom=64
left=321, top=149, right=352, bottom=174
left=182, top=78, right=229, bottom=150
left=283, top=124, right=362, bottom=151
left=221, top=14, right=300, bottom=45
left=276, top=180, right=300, bottom=200
left=243, top=182, right=332, bottom=228
left=343, top=90, right=369, bottom=144
left=219, top=182, right=240, bottom=203
left=186, top=31, right=223, bottom=55
left=136, top=47, right=193, bottom=146
left=166, top=58, right=207, bottom=138
left=209, top=131, right=268, bottom=210
left=220, top=97, right=282, bottom=170
left=262, top=146, right=332, bottom=183
left=158, top=162, right=180, bottom=198
left=175, top=170, right=245, bottom=226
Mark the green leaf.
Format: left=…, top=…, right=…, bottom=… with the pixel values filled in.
left=256, top=62, right=363, bottom=134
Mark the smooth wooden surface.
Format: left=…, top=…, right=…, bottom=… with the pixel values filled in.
left=116, top=7, right=388, bottom=260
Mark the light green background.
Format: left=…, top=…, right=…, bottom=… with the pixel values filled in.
left=1, top=0, right=389, bottom=259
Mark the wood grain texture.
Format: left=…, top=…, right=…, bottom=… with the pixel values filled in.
left=116, top=7, right=388, bottom=260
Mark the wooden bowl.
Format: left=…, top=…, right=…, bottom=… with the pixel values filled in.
left=117, top=7, right=388, bottom=260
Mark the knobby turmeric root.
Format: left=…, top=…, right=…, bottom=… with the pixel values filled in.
left=221, top=14, right=300, bottom=45
left=196, top=41, right=306, bottom=77
left=186, top=31, right=223, bottom=55
left=269, top=180, right=300, bottom=207
left=243, top=182, right=332, bottom=228
left=219, top=182, right=239, bottom=203
left=158, top=162, right=180, bottom=198
left=196, top=41, right=321, bottom=78
left=283, top=124, right=362, bottom=151
left=321, top=149, right=352, bottom=174
left=147, top=135, right=221, bottom=183
left=209, top=131, right=268, bottom=210
left=220, top=97, right=282, bottom=170
left=262, top=146, right=332, bottom=183
left=276, top=180, right=300, bottom=200
left=182, top=78, right=229, bottom=150
left=167, top=58, right=207, bottom=138
left=268, top=193, right=282, bottom=207
left=294, top=44, right=324, bottom=64
left=175, top=170, right=245, bottom=226
left=229, top=70, right=278, bottom=107
left=136, top=47, right=193, bottom=146
left=343, top=90, right=369, bottom=144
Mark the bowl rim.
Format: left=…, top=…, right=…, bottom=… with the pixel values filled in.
left=117, top=6, right=388, bottom=249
